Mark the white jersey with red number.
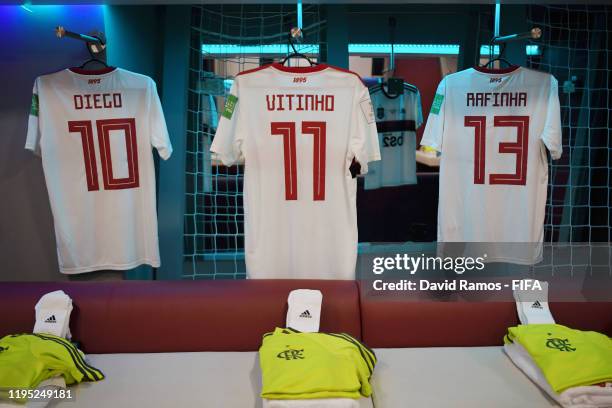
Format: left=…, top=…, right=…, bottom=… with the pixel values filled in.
left=211, top=63, right=380, bottom=279
left=26, top=67, right=172, bottom=274
left=421, top=66, right=562, bottom=264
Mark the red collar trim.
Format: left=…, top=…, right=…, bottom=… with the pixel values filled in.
left=473, top=65, right=520, bottom=74
left=69, top=67, right=117, bottom=75
left=271, top=63, right=328, bottom=73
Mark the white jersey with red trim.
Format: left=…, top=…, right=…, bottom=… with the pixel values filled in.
left=421, top=66, right=562, bottom=264
left=26, top=67, right=172, bottom=274
left=211, top=63, right=380, bottom=279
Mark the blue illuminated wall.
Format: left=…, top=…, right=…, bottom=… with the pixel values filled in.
left=0, top=5, right=105, bottom=281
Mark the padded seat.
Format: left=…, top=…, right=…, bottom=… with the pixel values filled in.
left=371, top=347, right=557, bottom=408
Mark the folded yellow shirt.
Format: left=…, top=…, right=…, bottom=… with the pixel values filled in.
left=259, top=328, right=376, bottom=400
left=0, top=333, right=104, bottom=403
left=505, top=324, right=612, bottom=392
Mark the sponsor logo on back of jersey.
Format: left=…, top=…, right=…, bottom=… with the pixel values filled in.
left=88, top=78, right=102, bottom=85
left=490, top=77, right=503, bottom=83
left=531, top=301, right=543, bottom=309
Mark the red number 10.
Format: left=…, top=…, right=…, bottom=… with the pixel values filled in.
left=271, top=121, right=326, bottom=201
left=68, top=118, right=139, bottom=191
left=464, top=115, right=529, bottom=185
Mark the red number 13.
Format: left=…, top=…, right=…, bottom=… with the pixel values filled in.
left=464, top=115, right=529, bottom=185
left=271, top=121, right=326, bottom=201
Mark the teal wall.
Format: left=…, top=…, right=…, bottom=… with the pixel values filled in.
left=104, top=5, right=189, bottom=280
left=104, top=6, right=161, bottom=279
left=104, top=6, right=164, bottom=83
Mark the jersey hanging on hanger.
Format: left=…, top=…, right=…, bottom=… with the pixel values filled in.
left=26, top=67, right=172, bottom=274
left=211, top=63, right=380, bottom=279
left=364, top=83, right=423, bottom=190
left=421, top=66, right=562, bottom=264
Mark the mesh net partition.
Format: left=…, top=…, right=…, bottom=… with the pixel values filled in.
left=184, top=5, right=610, bottom=279
left=185, top=5, right=326, bottom=278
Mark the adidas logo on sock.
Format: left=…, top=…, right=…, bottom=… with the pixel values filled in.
left=299, top=310, right=312, bottom=318
left=44, top=315, right=57, bottom=323
left=531, top=301, right=543, bottom=309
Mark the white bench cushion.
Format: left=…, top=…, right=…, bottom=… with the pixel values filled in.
left=54, top=352, right=374, bottom=408
left=371, top=347, right=558, bottom=408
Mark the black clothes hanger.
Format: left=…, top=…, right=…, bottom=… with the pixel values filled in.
left=280, top=33, right=315, bottom=66
left=482, top=40, right=513, bottom=68
left=379, top=17, right=404, bottom=96
left=79, top=58, right=109, bottom=70
left=78, top=32, right=109, bottom=70
left=380, top=78, right=405, bottom=98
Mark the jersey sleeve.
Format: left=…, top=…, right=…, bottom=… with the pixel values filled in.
left=414, top=89, right=424, bottom=129
left=210, top=80, right=245, bottom=166
left=349, top=83, right=381, bottom=175
left=149, top=80, right=173, bottom=160
left=541, top=75, right=562, bottom=160
left=25, top=78, right=41, bottom=155
left=420, top=77, right=447, bottom=152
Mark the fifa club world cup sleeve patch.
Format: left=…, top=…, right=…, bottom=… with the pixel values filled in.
left=359, top=97, right=375, bottom=124
left=222, top=94, right=238, bottom=119
left=430, top=93, right=444, bottom=115
left=30, top=94, right=39, bottom=117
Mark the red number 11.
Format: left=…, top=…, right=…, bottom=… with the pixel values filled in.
left=271, top=121, right=327, bottom=201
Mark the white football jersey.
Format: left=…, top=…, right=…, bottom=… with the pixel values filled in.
left=365, top=84, right=423, bottom=190
left=211, top=63, right=380, bottom=279
left=26, top=67, right=172, bottom=274
left=421, top=66, right=562, bottom=264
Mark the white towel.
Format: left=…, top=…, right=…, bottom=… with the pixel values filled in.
left=513, top=280, right=555, bottom=325
left=504, top=341, right=612, bottom=408
left=33, top=290, right=73, bottom=339
left=263, top=398, right=360, bottom=408
left=286, top=289, right=323, bottom=333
